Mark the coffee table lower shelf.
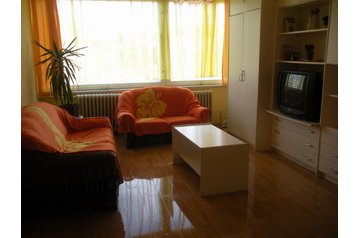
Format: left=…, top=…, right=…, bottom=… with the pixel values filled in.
left=172, top=124, right=249, bottom=196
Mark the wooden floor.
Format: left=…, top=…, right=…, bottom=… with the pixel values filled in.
left=22, top=135, right=338, bottom=238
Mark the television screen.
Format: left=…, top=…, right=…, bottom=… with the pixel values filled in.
left=277, top=70, right=322, bottom=122
left=286, top=74, right=305, bottom=90
left=282, top=73, right=306, bottom=110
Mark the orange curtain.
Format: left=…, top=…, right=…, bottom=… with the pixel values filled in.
left=29, top=0, right=62, bottom=96
left=222, top=0, right=229, bottom=86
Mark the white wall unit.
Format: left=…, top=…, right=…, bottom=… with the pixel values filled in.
left=267, top=0, right=338, bottom=184
left=271, top=116, right=319, bottom=170
left=326, top=0, right=338, bottom=64
left=318, top=65, right=338, bottom=183
left=319, top=126, right=338, bottom=181
left=317, top=0, right=338, bottom=184
left=227, top=0, right=274, bottom=150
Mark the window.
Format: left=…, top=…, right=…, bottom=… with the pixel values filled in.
left=57, top=0, right=225, bottom=89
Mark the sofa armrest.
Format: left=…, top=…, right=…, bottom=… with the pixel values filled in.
left=115, top=91, right=138, bottom=134
left=116, top=112, right=136, bottom=134
left=187, top=106, right=211, bottom=122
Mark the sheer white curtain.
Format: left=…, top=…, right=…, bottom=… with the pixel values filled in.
left=57, top=0, right=161, bottom=87
left=168, top=0, right=224, bottom=81
left=57, top=0, right=225, bottom=88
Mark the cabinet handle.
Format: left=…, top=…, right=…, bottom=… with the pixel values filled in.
left=331, top=137, right=338, bottom=143
left=239, top=70, right=246, bottom=81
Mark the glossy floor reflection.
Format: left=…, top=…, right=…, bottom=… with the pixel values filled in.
left=22, top=135, right=338, bottom=238
left=118, top=177, right=194, bottom=237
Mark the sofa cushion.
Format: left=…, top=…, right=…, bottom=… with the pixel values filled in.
left=135, top=117, right=171, bottom=135
left=136, top=88, right=167, bottom=118
left=130, top=86, right=202, bottom=117
left=67, top=127, right=116, bottom=150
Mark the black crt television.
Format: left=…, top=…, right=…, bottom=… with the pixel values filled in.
left=277, top=70, right=322, bottom=122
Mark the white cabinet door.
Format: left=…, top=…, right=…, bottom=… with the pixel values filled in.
left=227, top=9, right=260, bottom=144
left=244, top=0, right=261, bottom=12
left=230, top=0, right=261, bottom=16
left=228, top=14, right=244, bottom=138
left=230, top=0, right=243, bottom=15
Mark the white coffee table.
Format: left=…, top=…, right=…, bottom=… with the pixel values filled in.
left=172, top=124, right=249, bottom=196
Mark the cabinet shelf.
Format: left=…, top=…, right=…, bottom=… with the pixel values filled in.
left=266, top=109, right=320, bottom=127
left=328, top=94, right=338, bottom=98
left=325, top=125, right=338, bottom=130
left=278, top=28, right=328, bottom=36
left=277, top=0, right=330, bottom=8
left=276, top=60, right=325, bottom=65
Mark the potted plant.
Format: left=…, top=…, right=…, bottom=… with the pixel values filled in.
left=33, top=38, right=87, bottom=116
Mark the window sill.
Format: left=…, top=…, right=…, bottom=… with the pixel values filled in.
left=73, top=82, right=226, bottom=94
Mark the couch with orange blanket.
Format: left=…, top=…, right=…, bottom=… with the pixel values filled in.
left=21, top=102, right=123, bottom=216
left=115, top=86, right=210, bottom=147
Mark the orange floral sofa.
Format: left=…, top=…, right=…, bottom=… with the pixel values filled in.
left=115, top=86, right=210, bottom=147
left=21, top=102, right=123, bottom=216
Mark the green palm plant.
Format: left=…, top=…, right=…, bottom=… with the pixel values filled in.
left=33, top=38, right=87, bottom=105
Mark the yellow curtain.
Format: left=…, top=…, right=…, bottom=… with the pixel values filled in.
left=168, top=0, right=225, bottom=81
left=222, top=0, right=229, bottom=86
left=201, top=0, right=226, bottom=80
left=29, top=0, right=62, bottom=96
left=158, top=1, right=171, bottom=81
left=172, top=0, right=213, bottom=3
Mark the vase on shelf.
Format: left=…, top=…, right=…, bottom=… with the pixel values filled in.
left=307, top=8, right=320, bottom=29
left=322, top=16, right=329, bottom=27
left=305, top=44, right=315, bottom=61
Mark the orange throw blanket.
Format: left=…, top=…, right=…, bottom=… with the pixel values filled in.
left=22, top=102, right=116, bottom=153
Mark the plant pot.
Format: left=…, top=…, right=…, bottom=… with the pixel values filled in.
left=60, top=103, right=80, bottom=117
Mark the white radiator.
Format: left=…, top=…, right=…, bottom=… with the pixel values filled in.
left=193, top=90, right=212, bottom=109
left=74, top=90, right=212, bottom=129
left=75, top=93, right=119, bottom=128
